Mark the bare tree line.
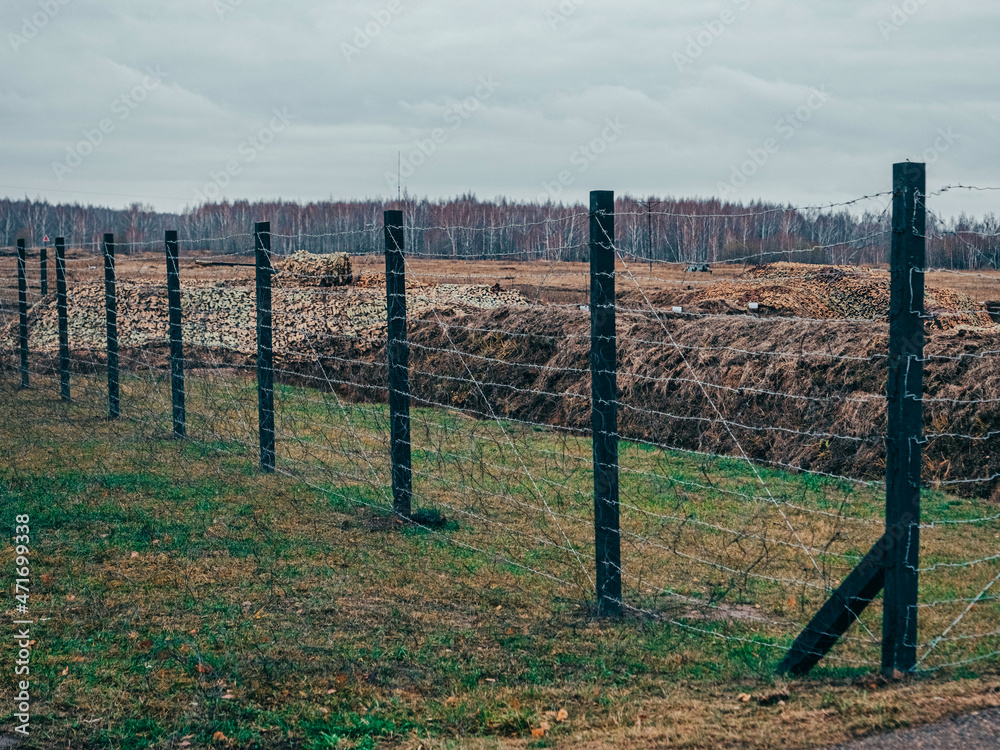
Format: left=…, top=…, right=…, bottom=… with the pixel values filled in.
left=2, top=194, right=998, bottom=268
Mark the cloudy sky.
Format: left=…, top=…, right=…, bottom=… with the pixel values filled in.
left=2, top=0, right=998, bottom=218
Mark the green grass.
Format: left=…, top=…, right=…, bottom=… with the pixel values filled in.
left=2, top=371, right=999, bottom=749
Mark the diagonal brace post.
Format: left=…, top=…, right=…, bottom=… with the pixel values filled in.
left=777, top=535, right=888, bottom=675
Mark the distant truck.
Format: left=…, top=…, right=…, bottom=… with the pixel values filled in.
left=686, top=263, right=711, bottom=274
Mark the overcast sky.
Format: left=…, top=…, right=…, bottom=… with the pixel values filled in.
left=1, top=0, right=998, bottom=218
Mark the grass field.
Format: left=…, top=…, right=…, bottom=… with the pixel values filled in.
left=3, top=369, right=1000, bottom=749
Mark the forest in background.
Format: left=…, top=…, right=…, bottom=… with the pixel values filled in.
left=1, top=193, right=998, bottom=269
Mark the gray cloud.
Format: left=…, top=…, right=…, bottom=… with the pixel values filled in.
left=1, top=0, right=997, bottom=218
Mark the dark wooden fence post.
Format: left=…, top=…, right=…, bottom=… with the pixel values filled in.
left=40, top=246, right=48, bottom=297
left=255, top=221, right=275, bottom=473
left=17, top=239, right=28, bottom=388
left=590, top=190, right=622, bottom=616
left=777, top=163, right=930, bottom=676
left=165, top=230, right=186, bottom=438
left=104, top=233, right=120, bottom=419
left=883, top=162, right=926, bottom=676
left=56, top=237, right=70, bottom=401
left=384, top=210, right=412, bottom=518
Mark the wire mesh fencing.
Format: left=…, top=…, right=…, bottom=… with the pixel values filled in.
left=2, top=176, right=999, bottom=682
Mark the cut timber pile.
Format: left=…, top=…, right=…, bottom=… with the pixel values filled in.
left=669, top=263, right=993, bottom=330
left=279, top=251, right=353, bottom=287
left=8, top=279, right=529, bottom=361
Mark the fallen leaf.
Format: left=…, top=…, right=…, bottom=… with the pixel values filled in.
left=221, top=693, right=235, bottom=700
left=531, top=728, right=546, bottom=738
left=61, top=667, right=69, bottom=676
left=40, top=573, right=53, bottom=584
left=128, top=631, right=139, bottom=640
left=540, top=721, right=551, bottom=731
left=130, top=551, right=139, bottom=558
left=738, top=693, right=752, bottom=703
left=556, top=708, right=569, bottom=722
left=212, top=731, right=228, bottom=742
left=196, top=663, right=214, bottom=674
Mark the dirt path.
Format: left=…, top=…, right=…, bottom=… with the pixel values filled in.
left=825, top=707, right=1000, bottom=749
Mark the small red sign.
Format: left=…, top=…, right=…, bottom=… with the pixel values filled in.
left=43, top=235, right=49, bottom=243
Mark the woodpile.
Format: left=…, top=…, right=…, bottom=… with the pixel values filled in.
left=279, top=251, right=353, bottom=287
left=679, top=263, right=993, bottom=329
left=11, top=279, right=529, bottom=358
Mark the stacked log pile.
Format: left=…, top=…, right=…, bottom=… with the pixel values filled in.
left=279, top=251, right=353, bottom=287
left=10, top=279, right=529, bottom=358
left=674, top=263, right=993, bottom=329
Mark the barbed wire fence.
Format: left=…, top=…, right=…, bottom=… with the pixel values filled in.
left=2, top=164, right=999, bottom=680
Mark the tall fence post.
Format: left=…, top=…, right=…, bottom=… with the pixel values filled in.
left=384, top=210, right=412, bottom=518
left=255, top=222, right=275, bottom=473
left=104, top=233, right=120, bottom=419
left=56, top=237, right=70, bottom=401
left=40, top=246, right=48, bottom=297
left=590, top=190, right=622, bottom=616
left=165, top=230, right=186, bottom=438
left=17, top=239, right=28, bottom=388
left=883, top=162, right=926, bottom=676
